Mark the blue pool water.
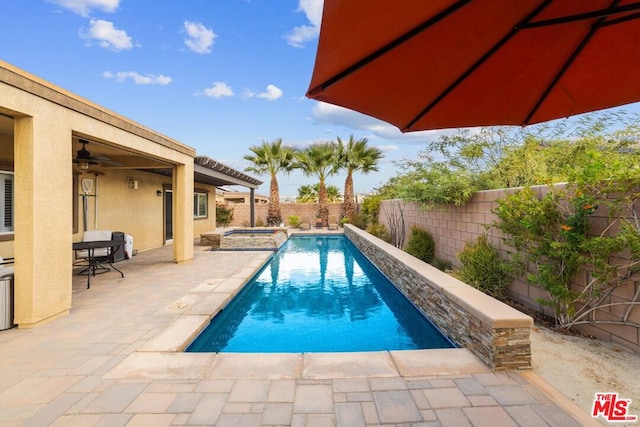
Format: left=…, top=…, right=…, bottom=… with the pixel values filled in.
left=186, top=235, right=454, bottom=353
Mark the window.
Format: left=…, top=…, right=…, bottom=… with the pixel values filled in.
left=0, top=172, right=14, bottom=234
left=194, top=191, right=208, bottom=219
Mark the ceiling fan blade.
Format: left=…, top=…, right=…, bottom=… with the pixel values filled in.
left=74, top=139, right=121, bottom=167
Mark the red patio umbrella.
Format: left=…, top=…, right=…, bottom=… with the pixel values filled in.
left=306, top=0, right=640, bottom=132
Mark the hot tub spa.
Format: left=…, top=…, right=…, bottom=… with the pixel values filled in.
left=218, top=228, right=288, bottom=251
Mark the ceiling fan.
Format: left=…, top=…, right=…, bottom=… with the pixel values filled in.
left=73, top=139, right=121, bottom=170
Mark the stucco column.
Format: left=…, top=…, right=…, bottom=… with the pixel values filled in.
left=172, top=162, right=194, bottom=263
left=13, top=116, right=72, bottom=327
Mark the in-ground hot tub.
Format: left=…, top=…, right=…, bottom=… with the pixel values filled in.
left=218, top=228, right=288, bottom=251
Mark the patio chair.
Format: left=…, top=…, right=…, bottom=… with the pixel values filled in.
left=328, top=216, right=339, bottom=230
left=75, top=230, right=113, bottom=274
left=299, top=217, right=311, bottom=230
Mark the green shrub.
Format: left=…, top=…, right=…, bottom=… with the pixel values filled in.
left=456, top=234, right=512, bottom=299
left=350, top=213, right=368, bottom=230
left=361, top=195, right=382, bottom=225
left=215, top=203, right=234, bottom=227
left=366, top=223, right=391, bottom=243
left=431, top=257, right=452, bottom=272
left=255, top=219, right=265, bottom=227
left=287, top=215, right=301, bottom=227
left=404, top=226, right=435, bottom=264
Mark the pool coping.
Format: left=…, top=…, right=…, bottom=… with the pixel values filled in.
left=343, top=225, right=533, bottom=370
left=107, top=238, right=490, bottom=381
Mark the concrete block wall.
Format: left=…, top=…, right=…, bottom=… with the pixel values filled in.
left=379, top=186, right=640, bottom=352
left=225, top=202, right=347, bottom=227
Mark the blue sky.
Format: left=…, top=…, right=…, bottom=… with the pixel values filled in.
left=2, top=1, right=640, bottom=198
left=1, top=0, right=443, bottom=198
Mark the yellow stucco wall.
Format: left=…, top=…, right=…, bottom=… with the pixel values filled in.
left=73, top=169, right=217, bottom=250
left=75, top=169, right=168, bottom=250
left=1, top=61, right=197, bottom=327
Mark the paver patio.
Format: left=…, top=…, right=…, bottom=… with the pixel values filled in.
left=0, top=239, right=598, bottom=426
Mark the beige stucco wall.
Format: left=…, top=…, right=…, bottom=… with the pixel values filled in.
left=73, top=170, right=216, bottom=251
left=75, top=169, right=168, bottom=250
left=1, top=61, right=196, bottom=328
left=194, top=185, right=217, bottom=237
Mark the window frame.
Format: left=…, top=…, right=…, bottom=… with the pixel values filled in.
left=193, top=189, right=208, bottom=219
left=0, top=171, right=14, bottom=237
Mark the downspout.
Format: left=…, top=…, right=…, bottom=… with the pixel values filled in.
left=250, top=188, right=255, bottom=228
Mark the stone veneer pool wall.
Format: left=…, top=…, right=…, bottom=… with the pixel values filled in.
left=201, top=228, right=288, bottom=250
left=344, top=224, right=532, bottom=371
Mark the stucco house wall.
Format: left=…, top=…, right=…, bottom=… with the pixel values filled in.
left=1, top=61, right=196, bottom=328
left=72, top=169, right=217, bottom=251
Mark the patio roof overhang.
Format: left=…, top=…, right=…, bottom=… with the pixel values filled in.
left=143, top=156, right=262, bottom=189
left=194, top=155, right=262, bottom=189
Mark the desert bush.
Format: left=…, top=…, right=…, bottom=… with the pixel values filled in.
left=350, top=213, right=368, bottom=230
left=404, top=226, right=435, bottom=264
left=287, top=215, right=301, bottom=227
left=456, top=234, right=513, bottom=299
left=366, top=223, right=391, bottom=243
left=215, top=203, right=234, bottom=227
left=361, top=195, right=382, bottom=225
left=431, top=257, right=452, bottom=272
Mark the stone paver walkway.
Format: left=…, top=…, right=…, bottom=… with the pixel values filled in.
left=0, top=239, right=598, bottom=426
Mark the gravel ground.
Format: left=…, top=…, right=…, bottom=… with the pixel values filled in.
left=531, top=324, right=640, bottom=425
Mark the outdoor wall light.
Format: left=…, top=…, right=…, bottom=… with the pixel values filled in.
left=127, top=177, right=139, bottom=190
left=156, top=190, right=163, bottom=197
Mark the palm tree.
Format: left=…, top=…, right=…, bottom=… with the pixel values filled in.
left=295, top=142, right=337, bottom=226
left=244, top=138, right=296, bottom=226
left=296, top=184, right=317, bottom=203
left=296, top=183, right=342, bottom=203
left=335, top=135, right=383, bottom=220
left=325, top=185, right=342, bottom=202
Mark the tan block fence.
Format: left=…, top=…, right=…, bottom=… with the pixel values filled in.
left=225, top=202, right=346, bottom=226
left=378, top=187, right=640, bottom=353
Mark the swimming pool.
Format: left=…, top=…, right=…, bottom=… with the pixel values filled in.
left=186, top=235, right=455, bottom=353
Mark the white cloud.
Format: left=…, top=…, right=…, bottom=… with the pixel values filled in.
left=203, top=82, right=234, bottom=98
left=81, top=19, right=134, bottom=51
left=48, top=0, right=119, bottom=17
left=285, top=0, right=323, bottom=48
left=243, top=85, right=283, bottom=101
left=184, top=21, right=216, bottom=54
left=299, top=0, right=323, bottom=27
left=257, top=85, right=283, bottom=101
left=377, top=145, right=399, bottom=152
left=103, top=71, right=171, bottom=85
left=311, top=102, right=447, bottom=144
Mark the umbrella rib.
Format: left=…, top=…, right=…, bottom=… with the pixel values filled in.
left=524, top=0, right=622, bottom=125
left=404, top=0, right=554, bottom=131
left=307, top=0, right=472, bottom=97
left=520, top=2, right=640, bottom=28
left=599, top=10, right=640, bottom=27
